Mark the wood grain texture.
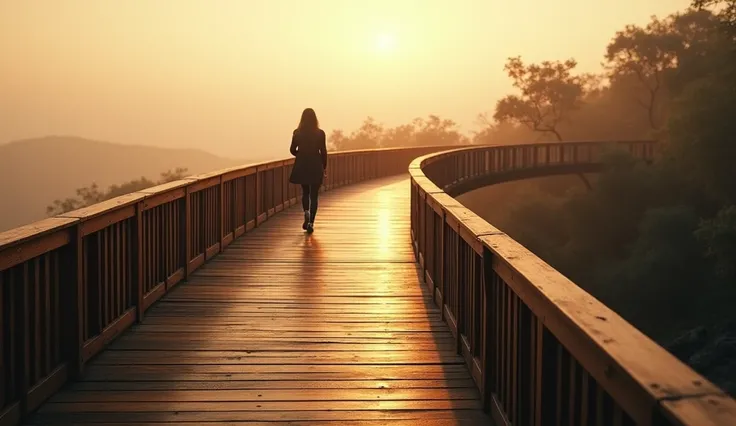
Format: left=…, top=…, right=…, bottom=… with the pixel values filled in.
left=0, top=217, right=76, bottom=250
left=26, top=176, right=490, bottom=425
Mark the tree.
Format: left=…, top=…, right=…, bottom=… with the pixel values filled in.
left=605, top=9, right=723, bottom=131
left=696, top=205, right=736, bottom=281
left=605, top=17, right=681, bottom=130
left=667, top=71, right=736, bottom=204
left=597, top=205, right=706, bottom=337
left=465, top=2, right=736, bottom=395
left=47, top=168, right=189, bottom=216
left=493, top=56, right=587, bottom=141
left=159, top=167, right=189, bottom=184
left=693, top=0, right=736, bottom=29
left=410, top=115, right=469, bottom=146
left=328, top=115, right=470, bottom=151
left=326, top=129, right=350, bottom=151
left=665, top=9, right=736, bottom=204
left=45, top=184, right=106, bottom=216
left=328, top=117, right=385, bottom=151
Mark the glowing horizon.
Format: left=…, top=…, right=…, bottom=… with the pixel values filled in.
left=0, top=0, right=691, bottom=159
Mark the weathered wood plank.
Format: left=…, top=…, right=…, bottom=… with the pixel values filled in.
left=50, top=388, right=482, bottom=403
left=481, top=231, right=730, bottom=420
left=26, top=176, right=490, bottom=424
left=659, top=393, right=736, bottom=426
left=0, top=217, right=76, bottom=251
left=91, top=350, right=467, bottom=365
left=66, top=378, right=478, bottom=391
left=38, top=399, right=484, bottom=412
left=78, top=364, right=476, bottom=381
left=26, top=410, right=491, bottom=424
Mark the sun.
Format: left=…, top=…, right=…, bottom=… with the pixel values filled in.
left=375, top=32, right=397, bottom=53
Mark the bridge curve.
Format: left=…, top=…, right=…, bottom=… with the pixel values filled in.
left=0, top=141, right=733, bottom=425
left=409, top=141, right=736, bottom=425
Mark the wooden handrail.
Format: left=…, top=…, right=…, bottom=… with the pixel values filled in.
left=0, top=144, right=456, bottom=425
left=408, top=140, right=736, bottom=425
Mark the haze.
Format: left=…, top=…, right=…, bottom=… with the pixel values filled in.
left=1, top=0, right=690, bottom=159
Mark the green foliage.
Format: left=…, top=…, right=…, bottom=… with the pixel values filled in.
left=328, top=115, right=469, bottom=151
left=603, top=8, right=726, bottom=130
left=493, top=57, right=588, bottom=141
left=693, top=0, right=736, bottom=29
left=598, top=206, right=705, bottom=335
left=46, top=167, right=189, bottom=216
left=667, top=70, right=736, bottom=203
left=458, top=2, right=736, bottom=392
left=696, top=205, right=736, bottom=281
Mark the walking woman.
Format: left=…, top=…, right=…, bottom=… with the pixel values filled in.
left=289, top=108, right=327, bottom=233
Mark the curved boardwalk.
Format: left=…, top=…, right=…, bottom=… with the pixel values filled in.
left=27, top=176, right=491, bottom=425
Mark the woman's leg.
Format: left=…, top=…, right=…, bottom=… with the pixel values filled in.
left=301, top=184, right=310, bottom=229
left=308, top=185, right=319, bottom=223
left=301, top=185, right=310, bottom=211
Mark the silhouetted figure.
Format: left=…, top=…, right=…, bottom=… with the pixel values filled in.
left=289, top=108, right=327, bottom=233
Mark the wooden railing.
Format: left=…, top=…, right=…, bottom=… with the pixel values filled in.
left=410, top=140, right=736, bottom=426
left=0, top=145, right=452, bottom=426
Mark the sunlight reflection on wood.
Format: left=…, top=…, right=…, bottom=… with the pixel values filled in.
left=28, top=176, right=490, bottom=424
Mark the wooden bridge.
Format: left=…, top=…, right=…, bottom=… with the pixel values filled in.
left=1, top=141, right=735, bottom=425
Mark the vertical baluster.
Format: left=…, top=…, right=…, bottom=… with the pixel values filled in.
left=518, top=302, right=533, bottom=424
left=569, top=355, right=578, bottom=425
left=580, top=370, right=591, bottom=425
left=19, top=264, right=30, bottom=411
left=32, top=258, right=41, bottom=385
left=52, top=253, right=61, bottom=371
left=8, top=270, right=18, bottom=403
left=115, top=223, right=122, bottom=318
left=43, top=255, right=51, bottom=375
left=0, top=273, right=5, bottom=409
left=537, top=326, right=557, bottom=424
left=511, top=291, right=519, bottom=422
left=135, top=202, right=144, bottom=321
left=219, top=179, right=225, bottom=249
left=506, top=283, right=514, bottom=415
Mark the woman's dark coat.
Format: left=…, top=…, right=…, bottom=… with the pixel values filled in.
left=289, top=128, right=327, bottom=186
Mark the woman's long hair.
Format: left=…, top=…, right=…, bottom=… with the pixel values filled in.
left=297, top=108, right=319, bottom=132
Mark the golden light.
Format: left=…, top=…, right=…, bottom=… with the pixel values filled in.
left=375, top=32, right=397, bottom=53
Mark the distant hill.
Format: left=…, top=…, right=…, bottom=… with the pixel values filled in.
left=0, top=136, right=247, bottom=232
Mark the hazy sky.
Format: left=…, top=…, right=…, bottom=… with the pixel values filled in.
left=1, top=0, right=691, bottom=159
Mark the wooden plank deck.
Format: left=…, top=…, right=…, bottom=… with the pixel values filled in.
left=26, top=176, right=491, bottom=425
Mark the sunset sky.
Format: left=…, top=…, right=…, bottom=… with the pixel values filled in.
left=1, top=0, right=691, bottom=159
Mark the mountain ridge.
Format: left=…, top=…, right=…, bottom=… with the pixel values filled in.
left=0, top=136, right=250, bottom=232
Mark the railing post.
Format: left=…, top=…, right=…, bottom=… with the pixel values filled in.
left=219, top=178, right=225, bottom=251
left=482, top=247, right=493, bottom=412
left=268, top=168, right=275, bottom=218
left=15, top=263, right=30, bottom=417
left=410, top=182, right=417, bottom=253
left=216, top=176, right=223, bottom=254
left=199, top=187, right=206, bottom=259
left=455, top=240, right=464, bottom=357
left=232, top=179, right=238, bottom=237
left=255, top=169, right=262, bottom=226
left=236, top=177, right=242, bottom=227
left=437, top=209, right=445, bottom=317
left=183, top=188, right=191, bottom=278
left=359, top=153, right=365, bottom=182
left=134, top=203, right=144, bottom=322
left=64, top=224, right=84, bottom=378
left=418, top=190, right=426, bottom=270
left=282, top=165, right=289, bottom=208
